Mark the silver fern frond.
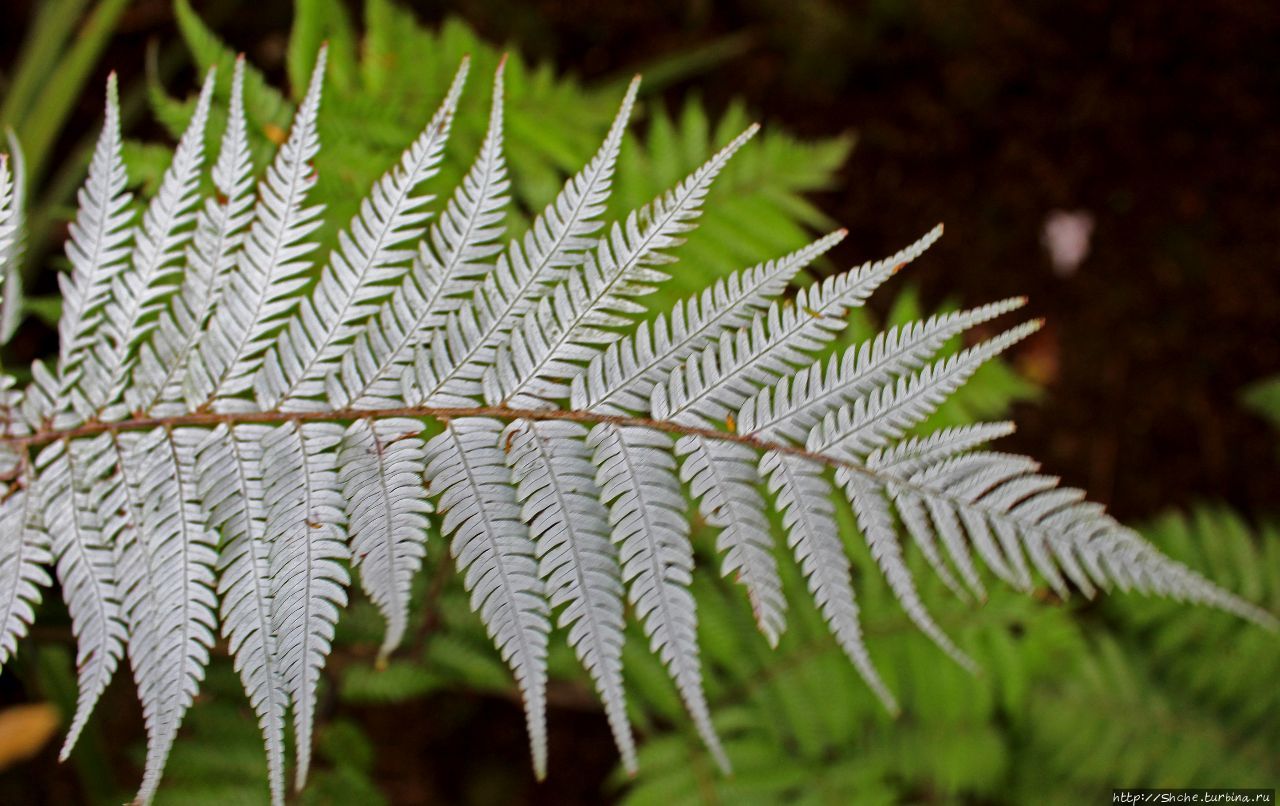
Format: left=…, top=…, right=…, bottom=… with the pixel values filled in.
left=0, top=52, right=1272, bottom=806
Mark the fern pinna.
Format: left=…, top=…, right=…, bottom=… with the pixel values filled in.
left=0, top=49, right=1274, bottom=805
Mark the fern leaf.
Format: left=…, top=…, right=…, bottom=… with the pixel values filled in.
left=37, top=437, right=127, bottom=759
left=738, top=299, right=1028, bottom=447
left=798, top=322, right=1042, bottom=464
left=114, top=428, right=218, bottom=804
left=135, top=58, right=255, bottom=416
left=255, top=58, right=468, bottom=411
left=94, top=71, right=213, bottom=420
left=679, top=435, right=786, bottom=645
left=841, top=471, right=977, bottom=671
left=759, top=450, right=898, bottom=709
left=587, top=423, right=729, bottom=771
left=871, top=422, right=1018, bottom=601
left=261, top=421, right=350, bottom=790
left=0, top=467, right=51, bottom=670
left=870, top=421, right=1019, bottom=479
left=423, top=417, right=551, bottom=776
left=338, top=417, right=432, bottom=660
left=890, top=450, right=1278, bottom=629
left=194, top=423, right=287, bottom=806
left=53, top=75, right=134, bottom=423
left=505, top=419, right=636, bottom=772
left=187, top=49, right=328, bottom=408
left=640, top=234, right=941, bottom=642
left=887, top=481, right=974, bottom=601
left=800, top=325, right=1051, bottom=591
left=337, top=62, right=512, bottom=409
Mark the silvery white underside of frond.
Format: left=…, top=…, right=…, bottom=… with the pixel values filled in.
left=0, top=47, right=1273, bottom=806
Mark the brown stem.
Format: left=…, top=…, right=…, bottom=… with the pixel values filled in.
left=5, top=404, right=877, bottom=479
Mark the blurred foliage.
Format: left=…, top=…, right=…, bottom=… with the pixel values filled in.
left=1243, top=375, right=1280, bottom=435
left=0, top=0, right=131, bottom=188
left=0, top=0, right=131, bottom=342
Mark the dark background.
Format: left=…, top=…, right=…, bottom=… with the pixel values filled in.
left=1, top=1, right=1277, bottom=802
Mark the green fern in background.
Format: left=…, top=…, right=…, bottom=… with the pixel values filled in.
left=1013, top=506, right=1280, bottom=803
left=618, top=497, right=1280, bottom=804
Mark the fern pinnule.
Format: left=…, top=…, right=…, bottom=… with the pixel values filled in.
left=262, top=421, right=350, bottom=791
left=762, top=447, right=899, bottom=710
left=49, top=73, right=134, bottom=424
left=423, top=75, right=641, bottom=405
left=424, top=416, right=551, bottom=777
left=0, top=132, right=25, bottom=344
left=195, top=422, right=287, bottom=804
left=336, top=59, right=511, bottom=411
left=0, top=457, right=50, bottom=672
left=0, top=48, right=1273, bottom=806
left=587, top=421, right=730, bottom=772
left=39, top=436, right=127, bottom=761
left=338, top=417, right=432, bottom=661
left=506, top=418, right=637, bottom=773
left=136, top=57, right=255, bottom=417
left=255, top=57, right=469, bottom=412
left=187, top=48, right=328, bottom=409
left=116, top=427, right=219, bottom=805
left=0, top=148, right=16, bottom=321
left=96, top=71, right=214, bottom=421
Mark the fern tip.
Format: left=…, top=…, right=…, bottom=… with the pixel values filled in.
left=1244, top=607, right=1280, bottom=633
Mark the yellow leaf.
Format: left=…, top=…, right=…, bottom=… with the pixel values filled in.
left=0, top=703, right=60, bottom=770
